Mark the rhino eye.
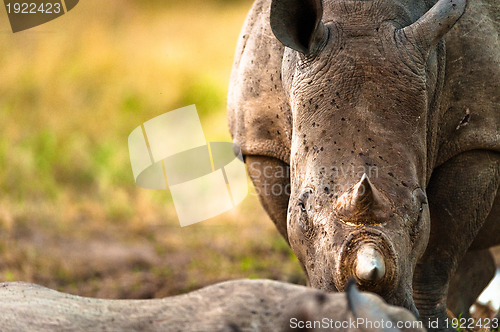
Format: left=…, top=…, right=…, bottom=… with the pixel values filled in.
left=419, top=200, right=428, bottom=212
left=413, top=188, right=428, bottom=213
left=297, top=188, right=313, bottom=213
left=296, top=189, right=317, bottom=238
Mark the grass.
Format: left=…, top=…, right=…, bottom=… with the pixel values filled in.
left=0, top=0, right=305, bottom=299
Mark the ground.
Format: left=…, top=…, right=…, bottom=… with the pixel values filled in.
left=0, top=0, right=305, bottom=299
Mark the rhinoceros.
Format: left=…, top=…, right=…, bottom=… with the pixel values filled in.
left=228, top=0, right=500, bottom=329
left=0, top=280, right=424, bottom=332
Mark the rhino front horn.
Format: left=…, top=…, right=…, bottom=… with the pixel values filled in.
left=355, top=245, right=386, bottom=283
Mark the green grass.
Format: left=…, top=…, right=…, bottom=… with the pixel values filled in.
left=0, top=0, right=305, bottom=299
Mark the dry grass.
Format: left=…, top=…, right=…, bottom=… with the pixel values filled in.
left=0, top=0, right=305, bottom=299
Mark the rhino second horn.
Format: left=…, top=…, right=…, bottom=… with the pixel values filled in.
left=352, top=173, right=377, bottom=212
left=355, top=245, right=386, bottom=283
left=336, top=173, right=391, bottom=223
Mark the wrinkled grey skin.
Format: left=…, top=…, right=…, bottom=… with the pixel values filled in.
left=228, top=0, right=500, bottom=330
left=446, top=249, right=496, bottom=319
left=0, top=280, right=424, bottom=332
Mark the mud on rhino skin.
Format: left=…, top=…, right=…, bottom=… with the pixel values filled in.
left=228, top=0, right=500, bottom=330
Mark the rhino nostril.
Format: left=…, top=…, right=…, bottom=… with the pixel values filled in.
left=355, top=245, right=386, bottom=282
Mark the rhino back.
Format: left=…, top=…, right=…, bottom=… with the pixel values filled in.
left=0, top=280, right=424, bottom=332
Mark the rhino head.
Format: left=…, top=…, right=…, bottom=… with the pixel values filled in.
left=269, top=0, right=466, bottom=314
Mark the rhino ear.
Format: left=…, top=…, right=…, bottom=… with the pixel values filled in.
left=400, top=0, right=466, bottom=52
left=270, top=0, right=327, bottom=55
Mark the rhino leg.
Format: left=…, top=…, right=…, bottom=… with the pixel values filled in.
left=413, top=150, right=500, bottom=331
left=446, top=249, right=495, bottom=319
left=472, top=190, right=500, bottom=249
left=246, top=155, right=291, bottom=243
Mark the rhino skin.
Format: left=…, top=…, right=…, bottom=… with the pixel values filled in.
left=0, top=280, right=424, bottom=332
left=228, top=0, right=500, bottom=330
left=446, top=249, right=496, bottom=319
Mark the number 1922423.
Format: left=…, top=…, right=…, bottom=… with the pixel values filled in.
left=6, top=2, right=62, bottom=14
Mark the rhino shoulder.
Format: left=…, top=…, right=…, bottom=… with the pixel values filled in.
left=436, top=0, right=500, bottom=166
left=227, top=0, right=292, bottom=163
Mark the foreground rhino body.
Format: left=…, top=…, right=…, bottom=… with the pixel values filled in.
left=228, top=0, right=500, bottom=329
left=0, top=280, right=423, bottom=332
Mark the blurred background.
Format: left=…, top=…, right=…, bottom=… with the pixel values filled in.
left=0, top=0, right=305, bottom=299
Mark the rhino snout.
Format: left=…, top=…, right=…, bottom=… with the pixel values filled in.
left=334, top=230, right=398, bottom=296
left=355, top=245, right=386, bottom=283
